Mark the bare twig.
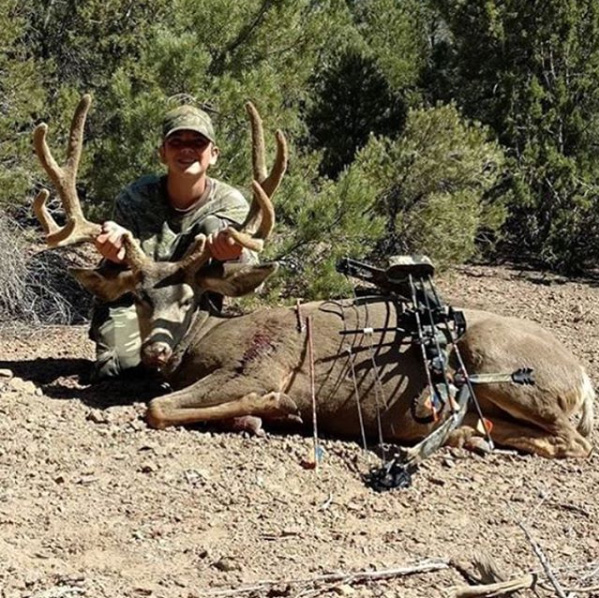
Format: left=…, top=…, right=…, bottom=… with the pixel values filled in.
left=514, top=518, right=568, bottom=598
left=543, top=582, right=599, bottom=594
left=450, top=573, right=537, bottom=598
left=451, top=553, right=509, bottom=585
left=199, top=559, right=450, bottom=596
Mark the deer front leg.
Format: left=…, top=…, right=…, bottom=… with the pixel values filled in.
left=146, top=388, right=300, bottom=430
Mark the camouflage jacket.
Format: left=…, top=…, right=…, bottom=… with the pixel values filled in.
left=113, top=174, right=250, bottom=261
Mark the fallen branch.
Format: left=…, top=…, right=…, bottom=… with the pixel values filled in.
left=450, top=573, right=537, bottom=598
left=543, top=583, right=599, bottom=595
left=514, top=517, right=568, bottom=598
left=199, top=559, right=450, bottom=596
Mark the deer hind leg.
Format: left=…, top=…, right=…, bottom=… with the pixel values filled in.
left=147, top=386, right=300, bottom=430
left=447, top=412, right=592, bottom=458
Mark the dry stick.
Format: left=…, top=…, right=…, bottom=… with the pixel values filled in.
left=450, top=573, right=537, bottom=598
left=514, top=517, right=569, bottom=598
left=453, top=573, right=599, bottom=598
left=454, top=555, right=599, bottom=598
left=546, top=583, right=599, bottom=595
left=199, top=560, right=450, bottom=596
left=451, top=553, right=508, bottom=586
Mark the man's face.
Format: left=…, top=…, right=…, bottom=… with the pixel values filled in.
left=160, top=130, right=218, bottom=178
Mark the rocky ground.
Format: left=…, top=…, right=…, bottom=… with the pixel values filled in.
left=1, top=265, right=598, bottom=598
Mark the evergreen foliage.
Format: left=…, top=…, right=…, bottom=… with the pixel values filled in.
left=0, top=1, right=45, bottom=210
left=431, top=0, right=599, bottom=272
left=351, top=104, right=505, bottom=269
left=2, top=0, right=599, bottom=320
left=305, top=49, right=407, bottom=179
left=268, top=104, right=505, bottom=298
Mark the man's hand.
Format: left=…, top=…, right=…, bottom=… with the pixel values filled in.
left=207, top=229, right=243, bottom=261
left=95, top=221, right=128, bottom=263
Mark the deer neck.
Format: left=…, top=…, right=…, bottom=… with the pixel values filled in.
left=161, top=308, right=216, bottom=378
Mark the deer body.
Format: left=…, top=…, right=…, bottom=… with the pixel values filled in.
left=146, top=298, right=594, bottom=458
left=33, top=95, right=594, bottom=459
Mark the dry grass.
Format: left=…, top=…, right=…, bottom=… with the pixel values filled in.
left=0, top=215, right=93, bottom=328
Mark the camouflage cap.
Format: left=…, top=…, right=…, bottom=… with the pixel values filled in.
left=162, top=105, right=215, bottom=143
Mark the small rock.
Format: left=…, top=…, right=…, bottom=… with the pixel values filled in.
left=213, top=557, right=241, bottom=572
left=428, top=476, right=446, bottom=486
left=76, top=475, right=97, bottom=485
left=128, top=420, right=145, bottom=431
left=9, top=378, right=37, bottom=394
left=86, top=410, right=109, bottom=424
left=0, top=368, right=13, bottom=379
left=196, top=547, right=210, bottom=559
left=442, top=457, right=455, bottom=468
left=332, top=584, right=355, bottom=595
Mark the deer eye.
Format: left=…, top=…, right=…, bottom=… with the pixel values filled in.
left=180, top=296, right=193, bottom=309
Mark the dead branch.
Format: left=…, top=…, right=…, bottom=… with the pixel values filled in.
left=545, top=583, right=599, bottom=594
left=199, top=559, right=450, bottom=596
left=450, top=552, right=509, bottom=586
left=514, top=517, right=569, bottom=598
left=450, top=573, right=537, bottom=598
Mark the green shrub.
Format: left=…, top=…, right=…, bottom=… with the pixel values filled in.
left=355, top=103, right=507, bottom=269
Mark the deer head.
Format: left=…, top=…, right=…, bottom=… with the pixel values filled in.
left=33, top=94, right=287, bottom=369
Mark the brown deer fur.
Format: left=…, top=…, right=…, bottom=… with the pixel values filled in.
left=137, top=296, right=593, bottom=458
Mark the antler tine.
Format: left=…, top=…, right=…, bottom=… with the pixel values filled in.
left=178, top=234, right=211, bottom=273
left=121, top=233, right=152, bottom=273
left=245, top=101, right=288, bottom=196
left=226, top=181, right=273, bottom=251
left=33, top=189, right=60, bottom=236
left=246, top=101, right=268, bottom=183
left=33, top=93, right=102, bottom=247
left=227, top=102, right=287, bottom=252
left=260, top=129, right=288, bottom=197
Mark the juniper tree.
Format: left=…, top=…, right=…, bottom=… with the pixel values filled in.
left=431, top=0, right=599, bottom=271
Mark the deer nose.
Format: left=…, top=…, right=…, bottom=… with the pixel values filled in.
left=142, top=342, right=172, bottom=369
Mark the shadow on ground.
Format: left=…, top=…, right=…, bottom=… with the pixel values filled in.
left=0, top=357, right=89, bottom=384
left=0, top=357, right=166, bottom=407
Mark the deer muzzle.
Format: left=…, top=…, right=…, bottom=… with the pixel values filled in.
left=141, top=341, right=173, bottom=370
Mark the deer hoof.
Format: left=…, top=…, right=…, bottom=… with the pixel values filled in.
left=465, top=436, right=493, bottom=456
left=262, top=392, right=300, bottom=417
left=224, top=416, right=265, bottom=436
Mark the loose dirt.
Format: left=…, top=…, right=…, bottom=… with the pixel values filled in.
left=1, top=265, right=598, bottom=598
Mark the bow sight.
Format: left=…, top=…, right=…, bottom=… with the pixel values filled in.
left=336, top=256, right=534, bottom=491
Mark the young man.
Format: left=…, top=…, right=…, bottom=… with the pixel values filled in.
left=89, top=104, right=252, bottom=381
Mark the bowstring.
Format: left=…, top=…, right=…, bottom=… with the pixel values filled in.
left=342, top=273, right=387, bottom=455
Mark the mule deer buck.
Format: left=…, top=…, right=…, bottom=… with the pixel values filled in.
left=33, top=95, right=594, bottom=459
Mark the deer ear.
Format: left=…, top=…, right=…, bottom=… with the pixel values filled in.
left=70, top=267, right=139, bottom=302
left=197, top=262, right=278, bottom=297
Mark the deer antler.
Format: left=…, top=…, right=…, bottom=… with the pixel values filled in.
left=225, top=101, right=287, bottom=251
left=33, top=95, right=286, bottom=276
left=32, top=94, right=149, bottom=267
left=33, top=94, right=102, bottom=247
